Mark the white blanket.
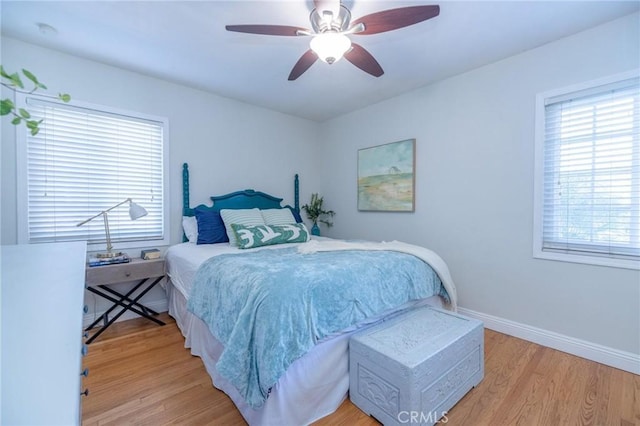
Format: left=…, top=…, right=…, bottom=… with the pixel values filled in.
left=298, top=239, right=458, bottom=311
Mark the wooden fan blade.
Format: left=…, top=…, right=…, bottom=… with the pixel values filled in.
left=226, top=24, right=309, bottom=36
left=352, top=5, right=440, bottom=35
left=288, top=50, right=318, bottom=81
left=344, top=43, right=384, bottom=77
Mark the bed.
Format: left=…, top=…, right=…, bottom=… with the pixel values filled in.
left=164, top=163, right=458, bottom=425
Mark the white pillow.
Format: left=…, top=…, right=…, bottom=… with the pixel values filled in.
left=220, top=208, right=266, bottom=246
left=261, top=208, right=296, bottom=226
left=182, top=216, right=198, bottom=243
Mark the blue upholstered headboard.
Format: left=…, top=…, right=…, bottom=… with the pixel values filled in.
left=181, top=163, right=300, bottom=241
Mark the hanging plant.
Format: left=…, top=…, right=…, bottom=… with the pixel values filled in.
left=1, top=66, right=70, bottom=136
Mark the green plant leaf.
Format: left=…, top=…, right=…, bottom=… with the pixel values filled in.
left=18, top=108, right=31, bottom=119
left=26, top=119, right=39, bottom=129
left=0, top=65, right=11, bottom=80
left=0, top=98, right=14, bottom=115
left=9, top=72, right=24, bottom=89
left=58, top=93, right=71, bottom=102
left=21, top=69, right=48, bottom=90
left=11, top=117, right=22, bottom=125
left=30, top=127, right=40, bottom=136
left=22, top=69, right=40, bottom=85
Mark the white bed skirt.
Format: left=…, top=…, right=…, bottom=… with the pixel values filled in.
left=167, top=282, right=443, bottom=426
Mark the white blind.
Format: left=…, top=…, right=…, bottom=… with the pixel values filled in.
left=542, top=76, right=639, bottom=260
left=24, top=97, right=165, bottom=245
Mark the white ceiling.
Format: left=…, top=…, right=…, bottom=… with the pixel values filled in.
left=1, top=1, right=638, bottom=122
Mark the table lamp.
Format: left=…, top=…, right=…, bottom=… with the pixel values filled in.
left=76, top=198, right=148, bottom=258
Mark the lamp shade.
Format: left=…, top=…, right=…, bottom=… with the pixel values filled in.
left=310, top=33, right=351, bottom=64
left=129, top=201, right=148, bottom=221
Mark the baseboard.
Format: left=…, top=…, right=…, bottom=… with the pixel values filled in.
left=83, top=299, right=168, bottom=328
left=458, top=307, right=640, bottom=375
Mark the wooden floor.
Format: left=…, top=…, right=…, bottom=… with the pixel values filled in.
left=82, top=314, right=640, bottom=426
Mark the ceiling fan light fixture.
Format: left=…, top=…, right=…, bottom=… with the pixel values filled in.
left=310, top=32, right=351, bottom=64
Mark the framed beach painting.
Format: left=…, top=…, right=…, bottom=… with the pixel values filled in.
left=358, top=139, right=415, bottom=212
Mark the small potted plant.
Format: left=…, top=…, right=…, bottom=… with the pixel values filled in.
left=301, top=193, right=335, bottom=236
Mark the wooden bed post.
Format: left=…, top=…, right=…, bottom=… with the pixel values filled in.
left=294, top=174, right=300, bottom=214
left=182, top=163, right=190, bottom=242
left=182, top=163, right=190, bottom=216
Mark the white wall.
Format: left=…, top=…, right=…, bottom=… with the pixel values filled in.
left=1, top=37, right=321, bottom=319
left=318, top=13, right=640, bottom=356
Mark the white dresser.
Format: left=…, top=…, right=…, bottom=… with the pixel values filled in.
left=1, top=241, right=87, bottom=425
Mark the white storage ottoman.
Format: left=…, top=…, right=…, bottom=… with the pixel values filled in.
left=349, top=306, right=484, bottom=426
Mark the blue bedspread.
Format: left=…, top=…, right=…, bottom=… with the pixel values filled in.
left=187, top=246, right=446, bottom=409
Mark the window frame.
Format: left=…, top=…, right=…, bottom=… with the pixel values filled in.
left=16, top=93, right=171, bottom=251
left=533, top=70, right=640, bottom=270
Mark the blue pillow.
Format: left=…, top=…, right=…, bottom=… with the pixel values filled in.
left=195, top=209, right=229, bottom=244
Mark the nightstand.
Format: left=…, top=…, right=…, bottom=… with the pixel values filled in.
left=85, top=257, right=166, bottom=344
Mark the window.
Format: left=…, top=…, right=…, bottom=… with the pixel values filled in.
left=17, top=94, right=169, bottom=250
left=533, top=72, right=639, bottom=269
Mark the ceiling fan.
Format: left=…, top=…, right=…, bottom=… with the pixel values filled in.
left=225, top=0, right=440, bottom=80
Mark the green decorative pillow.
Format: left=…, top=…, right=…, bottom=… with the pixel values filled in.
left=231, top=223, right=310, bottom=249
left=220, top=208, right=265, bottom=246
